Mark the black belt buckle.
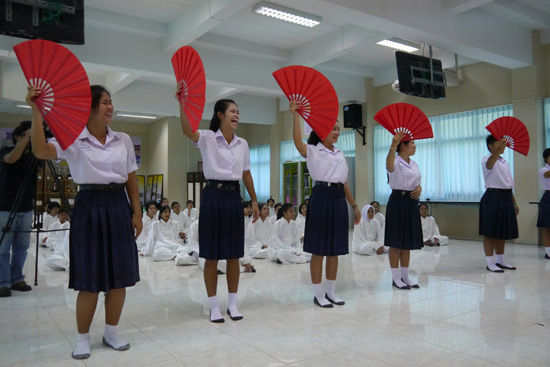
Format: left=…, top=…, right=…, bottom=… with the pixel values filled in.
left=108, top=183, right=118, bottom=191
left=400, top=190, right=407, bottom=196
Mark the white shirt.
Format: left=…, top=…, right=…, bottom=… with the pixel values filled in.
left=353, top=218, right=384, bottom=245
left=171, top=211, right=191, bottom=232
left=194, top=129, right=250, bottom=180
left=253, top=217, right=272, bottom=246
left=374, top=212, right=385, bottom=228
left=421, top=215, right=441, bottom=241
left=49, top=126, right=137, bottom=184
left=184, top=207, right=198, bottom=222
left=270, top=218, right=301, bottom=250
left=306, top=143, right=348, bottom=183
left=295, top=214, right=306, bottom=237
left=539, top=164, right=550, bottom=191
left=481, top=155, right=514, bottom=189
left=388, top=155, right=421, bottom=191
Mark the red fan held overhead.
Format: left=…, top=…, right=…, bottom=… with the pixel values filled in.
left=374, top=103, right=433, bottom=141
left=273, top=65, right=339, bottom=141
left=14, top=39, right=91, bottom=150
left=486, top=116, right=530, bottom=156
left=171, top=46, right=206, bottom=133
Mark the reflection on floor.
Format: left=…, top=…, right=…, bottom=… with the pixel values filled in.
left=1, top=238, right=549, bottom=366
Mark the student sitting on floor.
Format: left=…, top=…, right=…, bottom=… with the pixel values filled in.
left=370, top=200, right=385, bottom=229
left=420, top=203, right=449, bottom=246
left=352, top=205, right=386, bottom=255
left=295, top=202, right=307, bottom=241
left=248, top=203, right=270, bottom=259
left=171, top=201, right=191, bottom=242
left=141, top=206, right=186, bottom=261
left=268, top=203, right=310, bottom=265
left=40, top=201, right=60, bottom=246
left=46, top=209, right=71, bottom=270
left=136, top=202, right=157, bottom=251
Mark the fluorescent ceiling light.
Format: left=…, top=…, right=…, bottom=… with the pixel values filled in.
left=15, top=103, right=51, bottom=111
left=252, top=2, right=321, bottom=28
left=376, top=38, right=420, bottom=53
left=115, top=112, right=157, bottom=120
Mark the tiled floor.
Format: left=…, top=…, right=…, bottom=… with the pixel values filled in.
left=1, top=238, right=549, bottom=366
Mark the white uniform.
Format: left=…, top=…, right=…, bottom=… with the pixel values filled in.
left=352, top=218, right=385, bottom=255
left=374, top=212, right=385, bottom=228
left=45, top=221, right=70, bottom=270
left=171, top=211, right=191, bottom=237
left=421, top=215, right=449, bottom=245
left=268, top=214, right=278, bottom=225
left=245, top=217, right=268, bottom=259
left=141, top=219, right=186, bottom=262
left=45, top=219, right=69, bottom=251
left=183, top=207, right=198, bottom=223
left=40, top=212, right=58, bottom=246
left=268, top=218, right=309, bottom=265
left=295, top=214, right=306, bottom=237
left=249, top=217, right=271, bottom=259
left=136, top=213, right=155, bottom=250
left=481, top=155, right=514, bottom=189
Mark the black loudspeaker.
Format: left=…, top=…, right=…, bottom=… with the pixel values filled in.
left=343, top=104, right=362, bottom=128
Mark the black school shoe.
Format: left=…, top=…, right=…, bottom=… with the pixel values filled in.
left=496, top=263, right=517, bottom=270
left=10, top=281, right=32, bottom=291
left=0, top=287, right=11, bottom=297
left=545, top=254, right=550, bottom=259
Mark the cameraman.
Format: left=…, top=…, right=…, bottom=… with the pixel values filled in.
left=0, top=121, right=36, bottom=297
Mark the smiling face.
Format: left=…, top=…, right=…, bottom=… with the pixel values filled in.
left=92, top=92, right=113, bottom=125
left=218, top=103, right=239, bottom=132
left=323, top=122, right=341, bottom=145
left=419, top=205, right=428, bottom=218
left=160, top=208, right=171, bottom=222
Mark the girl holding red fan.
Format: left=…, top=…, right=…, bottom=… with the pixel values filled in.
left=290, top=101, right=361, bottom=308
left=176, top=86, right=259, bottom=323
left=537, top=148, right=550, bottom=260
left=27, top=85, right=142, bottom=360
left=480, top=135, right=518, bottom=272
left=385, top=132, right=423, bottom=289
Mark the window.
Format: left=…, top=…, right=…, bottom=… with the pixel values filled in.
left=374, top=105, right=514, bottom=203
left=243, top=145, right=270, bottom=202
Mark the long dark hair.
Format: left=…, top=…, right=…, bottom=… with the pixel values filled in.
left=158, top=205, right=171, bottom=220
left=210, top=99, right=237, bottom=131
left=307, top=130, right=322, bottom=146
left=90, top=85, right=110, bottom=113
left=277, top=203, right=293, bottom=220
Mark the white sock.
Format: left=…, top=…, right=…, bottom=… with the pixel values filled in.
left=227, top=293, right=242, bottom=318
left=313, top=283, right=330, bottom=306
left=486, top=256, right=500, bottom=271
left=400, top=267, right=417, bottom=287
left=545, top=247, right=550, bottom=256
left=391, top=268, right=407, bottom=287
left=72, top=332, right=90, bottom=358
left=208, top=295, right=223, bottom=321
left=325, top=279, right=344, bottom=303
left=495, top=254, right=513, bottom=267
left=104, top=324, right=129, bottom=350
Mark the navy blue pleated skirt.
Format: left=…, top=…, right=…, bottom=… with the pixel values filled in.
left=384, top=191, right=423, bottom=250
left=537, top=191, right=550, bottom=228
left=303, top=185, right=349, bottom=256
left=479, top=189, right=518, bottom=239
left=69, top=189, right=140, bottom=292
left=199, top=185, right=244, bottom=260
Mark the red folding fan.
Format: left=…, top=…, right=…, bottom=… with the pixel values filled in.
left=273, top=65, right=339, bottom=141
left=171, top=46, right=206, bottom=133
left=14, top=39, right=91, bottom=150
left=373, top=103, right=433, bottom=141
left=486, top=116, right=530, bottom=156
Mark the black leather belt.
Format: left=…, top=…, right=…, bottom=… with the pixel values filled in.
left=79, top=183, right=125, bottom=191
left=392, top=189, right=412, bottom=196
left=205, top=180, right=240, bottom=191
left=316, top=181, right=344, bottom=189
left=487, top=188, right=512, bottom=192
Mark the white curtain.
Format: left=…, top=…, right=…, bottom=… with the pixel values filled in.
left=243, top=144, right=270, bottom=202
left=374, top=105, right=514, bottom=204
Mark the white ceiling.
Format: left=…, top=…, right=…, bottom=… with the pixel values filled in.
left=1, top=0, right=549, bottom=124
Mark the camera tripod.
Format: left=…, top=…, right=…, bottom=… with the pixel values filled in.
left=0, top=156, right=71, bottom=286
